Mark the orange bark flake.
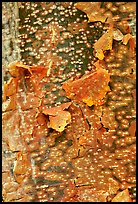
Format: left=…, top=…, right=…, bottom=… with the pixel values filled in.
left=3, top=78, right=18, bottom=102
left=48, top=111, right=71, bottom=132
left=74, top=2, right=107, bottom=23
left=6, top=61, right=47, bottom=100
left=2, top=94, right=17, bottom=112
left=42, top=102, right=72, bottom=132
left=8, top=61, right=32, bottom=78
left=111, top=189, right=132, bottom=202
left=122, top=34, right=136, bottom=57
left=94, top=27, right=135, bottom=60
left=94, top=28, right=113, bottom=60
left=8, top=61, right=47, bottom=81
left=62, top=69, right=110, bottom=106
left=122, top=33, right=133, bottom=45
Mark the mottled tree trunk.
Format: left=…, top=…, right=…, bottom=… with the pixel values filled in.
left=2, top=2, right=136, bottom=202
left=2, top=2, right=21, bottom=87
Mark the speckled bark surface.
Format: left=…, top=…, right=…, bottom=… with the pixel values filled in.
left=2, top=2, right=136, bottom=202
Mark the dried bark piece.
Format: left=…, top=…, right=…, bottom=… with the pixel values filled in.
left=2, top=94, right=17, bottom=112
left=62, top=68, right=110, bottom=106
left=114, top=31, right=136, bottom=56
left=122, top=33, right=133, bottom=45
left=6, top=61, right=47, bottom=103
left=74, top=2, right=107, bottom=23
left=122, top=33, right=136, bottom=57
left=3, top=64, right=45, bottom=112
left=8, top=61, right=32, bottom=78
left=94, top=27, right=135, bottom=60
left=8, top=61, right=47, bottom=82
left=48, top=111, right=71, bottom=132
left=94, top=27, right=113, bottom=60
left=3, top=78, right=18, bottom=101
left=111, top=189, right=132, bottom=202
left=42, top=102, right=72, bottom=132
